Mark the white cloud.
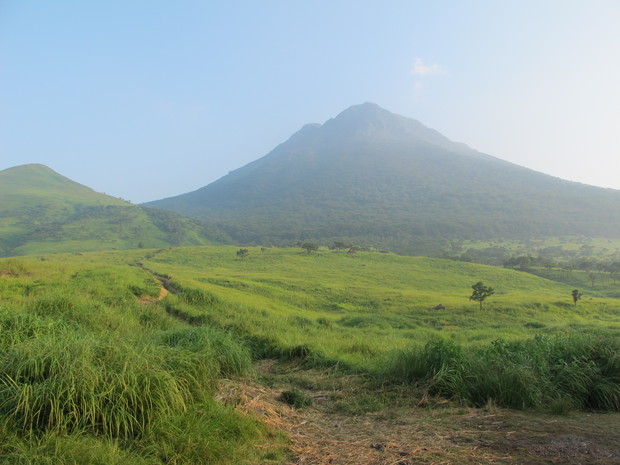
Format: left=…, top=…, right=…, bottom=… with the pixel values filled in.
left=411, top=58, right=442, bottom=76
left=414, top=82, right=424, bottom=89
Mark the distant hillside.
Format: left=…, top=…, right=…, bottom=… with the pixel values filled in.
left=145, top=103, right=620, bottom=254
left=0, top=164, right=230, bottom=256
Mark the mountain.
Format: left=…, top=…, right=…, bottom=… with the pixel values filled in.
left=144, top=103, right=620, bottom=254
left=0, top=164, right=230, bottom=256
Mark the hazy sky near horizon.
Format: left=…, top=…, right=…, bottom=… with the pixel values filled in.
left=1, top=1, right=619, bottom=203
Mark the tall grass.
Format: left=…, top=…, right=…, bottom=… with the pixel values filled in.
left=380, top=331, right=620, bottom=411
left=1, top=432, right=151, bottom=465
left=158, top=326, right=253, bottom=402
left=160, top=326, right=252, bottom=376
left=0, top=255, right=284, bottom=463
left=0, top=328, right=186, bottom=438
left=0, top=316, right=257, bottom=440
left=141, top=401, right=282, bottom=465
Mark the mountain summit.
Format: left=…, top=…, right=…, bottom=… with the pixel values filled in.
left=145, top=104, right=620, bottom=253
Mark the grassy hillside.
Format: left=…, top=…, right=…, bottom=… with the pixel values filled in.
left=0, top=164, right=230, bottom=256
left=0, top=253, right=286, bottom=464
left=1, top=246, right=618, bottom=462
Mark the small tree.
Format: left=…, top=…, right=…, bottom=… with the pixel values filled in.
left=301, top=242, right=318, bottom=254
left=470, top=281, right=494, bottom=310
left=588, top=273, right=597, bottom=288
left=572, top=289, right=582, bottom=306
left=330, top=241, right=351, bottom=252
left=236, top=248, right=249, bottom=259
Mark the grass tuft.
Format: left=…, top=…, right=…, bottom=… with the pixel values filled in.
left=279, top=389, right=313, bottom=409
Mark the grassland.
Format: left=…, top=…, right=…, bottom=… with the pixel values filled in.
left=0, top=246, right=618, bottom=463
left=0, top=254, right=286, bottom=464
left=137, top=246, right=616, bottom=357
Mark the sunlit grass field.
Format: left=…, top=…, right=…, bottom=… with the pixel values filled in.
left=135, top=246, right=618, bottom=364
left=1, top=245, right=618, bottom=463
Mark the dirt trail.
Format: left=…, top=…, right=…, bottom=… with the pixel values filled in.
left=136, top=262, right=174, bottom=303
left=218, top=361, right=620, bottom=465
left=155, top=285, right=169, bottom=301
left=138, top=282, right=168, bottom=304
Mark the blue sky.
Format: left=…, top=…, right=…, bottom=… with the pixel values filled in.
left=1, top=1, right=619, bottom=203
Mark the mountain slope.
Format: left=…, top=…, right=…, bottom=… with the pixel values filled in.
left=0, top=164, right=230, bottom=256
left=145, top=103, right=620, bottom=253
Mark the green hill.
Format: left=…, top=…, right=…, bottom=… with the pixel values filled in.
left=0, top=164, right=230, bottom=256
left=145, top=103, right=620, bottom=254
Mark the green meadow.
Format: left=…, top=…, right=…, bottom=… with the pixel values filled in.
left=0, top=246, right=618, bottom=463
left=139, top=246, right=618, bottom=356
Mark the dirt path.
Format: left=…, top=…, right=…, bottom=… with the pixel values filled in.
left=138, top=282, right=168, bottom=304
left=136, top=262, right=174, bottom=303
left=218, top=361, right=620, bottom=465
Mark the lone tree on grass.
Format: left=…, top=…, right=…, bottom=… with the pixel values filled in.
left=301, top=242, right=319, bottom=254
left=470, top=281, right=495, bottom=310
left=330, top=241, right=351, bottom=252
left=572, top=289, right=582, bottom=306
left=236, top=248, right=249, bottom=259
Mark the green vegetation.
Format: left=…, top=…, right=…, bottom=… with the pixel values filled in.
left=134, top=246, right=618, bottom=360
left=1, top=244, right=618, bottom=462
left=300, top=242, right=319, bottom=254
left=446, top=235, right=620, bottom=267
left=380, top=333, right=619, bottom=410
left=279, top=389, right=313, bottom=409
left=0, top=164, right=230, bottom=257
left=0, top=255, right=285, bottom=464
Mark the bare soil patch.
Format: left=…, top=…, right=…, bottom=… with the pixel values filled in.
left=138, top=284, right=169, bottom=304
left=218, top=360, right=620, bottom=464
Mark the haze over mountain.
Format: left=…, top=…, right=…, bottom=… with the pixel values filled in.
left=145, top=103, right=620, bottom=254
left=0, top=164, right=230, bottom=257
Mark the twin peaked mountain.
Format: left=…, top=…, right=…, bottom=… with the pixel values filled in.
left=145, top=103, right=620, bottom=254
left=3, top=103, right=620, bottom=257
